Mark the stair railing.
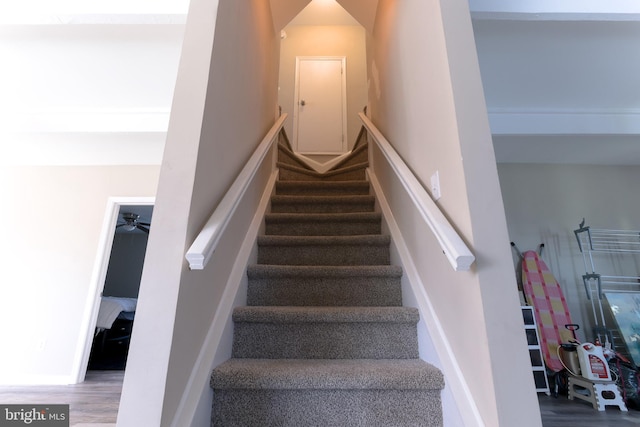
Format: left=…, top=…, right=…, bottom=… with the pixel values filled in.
left=185, top=114, right=287, bottom=270
left=359, top=112, right=475, bottom=271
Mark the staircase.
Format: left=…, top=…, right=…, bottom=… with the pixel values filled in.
left=210, top=138, right=444, bottom=426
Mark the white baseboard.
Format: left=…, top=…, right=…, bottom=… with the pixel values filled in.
left=367, top=169, right=484, bottom=427
left=169, top=170, right=278, bottom=427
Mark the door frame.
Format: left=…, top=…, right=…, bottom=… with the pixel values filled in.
left=71, top=196, right=155, bottom=383
left=293, top=56, right=348, bottom=155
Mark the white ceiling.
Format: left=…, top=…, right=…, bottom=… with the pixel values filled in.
left=288, top=0, right=360, bottom=26
left=0, top=18, right=184, bottom=165
left=0, top=0, right=189, bottom=20
left=470, top=1, right=640, bottom=164
left=474, top=20, right=640, bottom=112
left=473, top=18, right=640, bottom=164
left=3, top=0, right=639, bottom=166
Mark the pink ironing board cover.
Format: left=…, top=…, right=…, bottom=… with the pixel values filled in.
left=521, top=250, right=574, bottom=372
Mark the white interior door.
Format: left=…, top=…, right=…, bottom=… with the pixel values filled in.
left=294, top=57, right=347, bottom=154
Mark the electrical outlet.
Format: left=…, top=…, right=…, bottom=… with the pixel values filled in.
left=430, top=171, right=441, bottom=200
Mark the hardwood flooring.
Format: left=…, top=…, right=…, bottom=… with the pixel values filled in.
left=1, top=371, right=639, bottom=426
left=0, top=370, right=122, bottom=427
left=539, top=393, right=640, bottom=427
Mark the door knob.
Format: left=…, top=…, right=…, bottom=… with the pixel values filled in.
left=300, top=100, right=306, bottom=106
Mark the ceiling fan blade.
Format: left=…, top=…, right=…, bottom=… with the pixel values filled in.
left=116, top=224, right=125, bottom=228
left=137, top=225, right=150, bottom=233
left=139, top=222, right=151, bottom=226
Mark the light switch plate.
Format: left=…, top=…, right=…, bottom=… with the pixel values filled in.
left=430, top=171, right=441, bottom=200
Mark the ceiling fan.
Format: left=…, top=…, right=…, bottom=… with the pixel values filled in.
left=116, top=212, right=151, bottom=234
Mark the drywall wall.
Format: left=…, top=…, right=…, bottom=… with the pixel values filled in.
left=0, top=8, right=182, bottom=387
left=117, top=0, right=222, bottom=423
left=278, top=24, right=368, bottom=150
left=367, top=0, right=540, bottom=425
left=498, top=163, right=640, bottom=342
left=117, top=0, right=281, bottom=425
left=439, top=0, right=541, bottom=423
left=166, top=0, right=280, bottom=422
left=0, top=165, right=160, bottom=384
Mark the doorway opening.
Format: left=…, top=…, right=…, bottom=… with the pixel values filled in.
left=73, top=197, right=154, bottom=382
left=87, top=204, right=153, bottom=370
left=277, top=0, right=368, bottom=165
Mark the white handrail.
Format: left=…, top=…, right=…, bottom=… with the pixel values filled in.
left=359, top=112, right=475, bottom=271
left=185, top=114, right=287, bottom=270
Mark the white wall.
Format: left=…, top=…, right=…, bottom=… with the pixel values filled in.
left=0, top=13, right=182, bottom=386
left=498, top=163, right=640, bottom=342
left=0, top=24, right=184, bottom=157
left=0, top=25, right=181, bottom=115
left=368, top=0, right=540, bottom=425
left=0, top=165, right=160, bottom=384
left=117, top=0, right=281, bottom=425
left=278, top=24, right=368, bottom=149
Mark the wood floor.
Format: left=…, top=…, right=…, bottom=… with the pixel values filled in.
left=539, top=393, right=640, bottom=427
left=1, top=371, right=639, bottom=426
left=0, top=370, right=122, bottom=427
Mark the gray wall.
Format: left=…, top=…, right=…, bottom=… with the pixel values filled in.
left=103, top=232, right=149, bottom=298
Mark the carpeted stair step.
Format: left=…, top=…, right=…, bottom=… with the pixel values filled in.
left=212, top=358, right=443, bottom=390
left=270, top=195, right=375, bottom=213
left=276, top=180, right=370, bottom=196
left=277, top=143, right=314, bottom=170
left=210, top=137, right=444, bottom=425
left=265, top=212, right=381, bottom=235
left=231, top=306, right=420, bottom=359
left=257, top=235, right=391, bottom=265
left=327, top=141, right=368, bottom=171
left=278, top=162, right=368, bottom=181
left=246, top=265, right=403, bottom=306
left=211, top=359, right=444, bottom=426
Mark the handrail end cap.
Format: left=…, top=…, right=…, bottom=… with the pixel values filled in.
left=453, top=254, right=475, bottom=272
left=186, top=253, right=205, bottom=270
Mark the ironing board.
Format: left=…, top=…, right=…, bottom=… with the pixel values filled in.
left=521, top=250, right=574, bottom=372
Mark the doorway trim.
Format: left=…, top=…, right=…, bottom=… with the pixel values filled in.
left=71, top=196, right=155, bottom=383
left=293, top=56, right=348, bottom=155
